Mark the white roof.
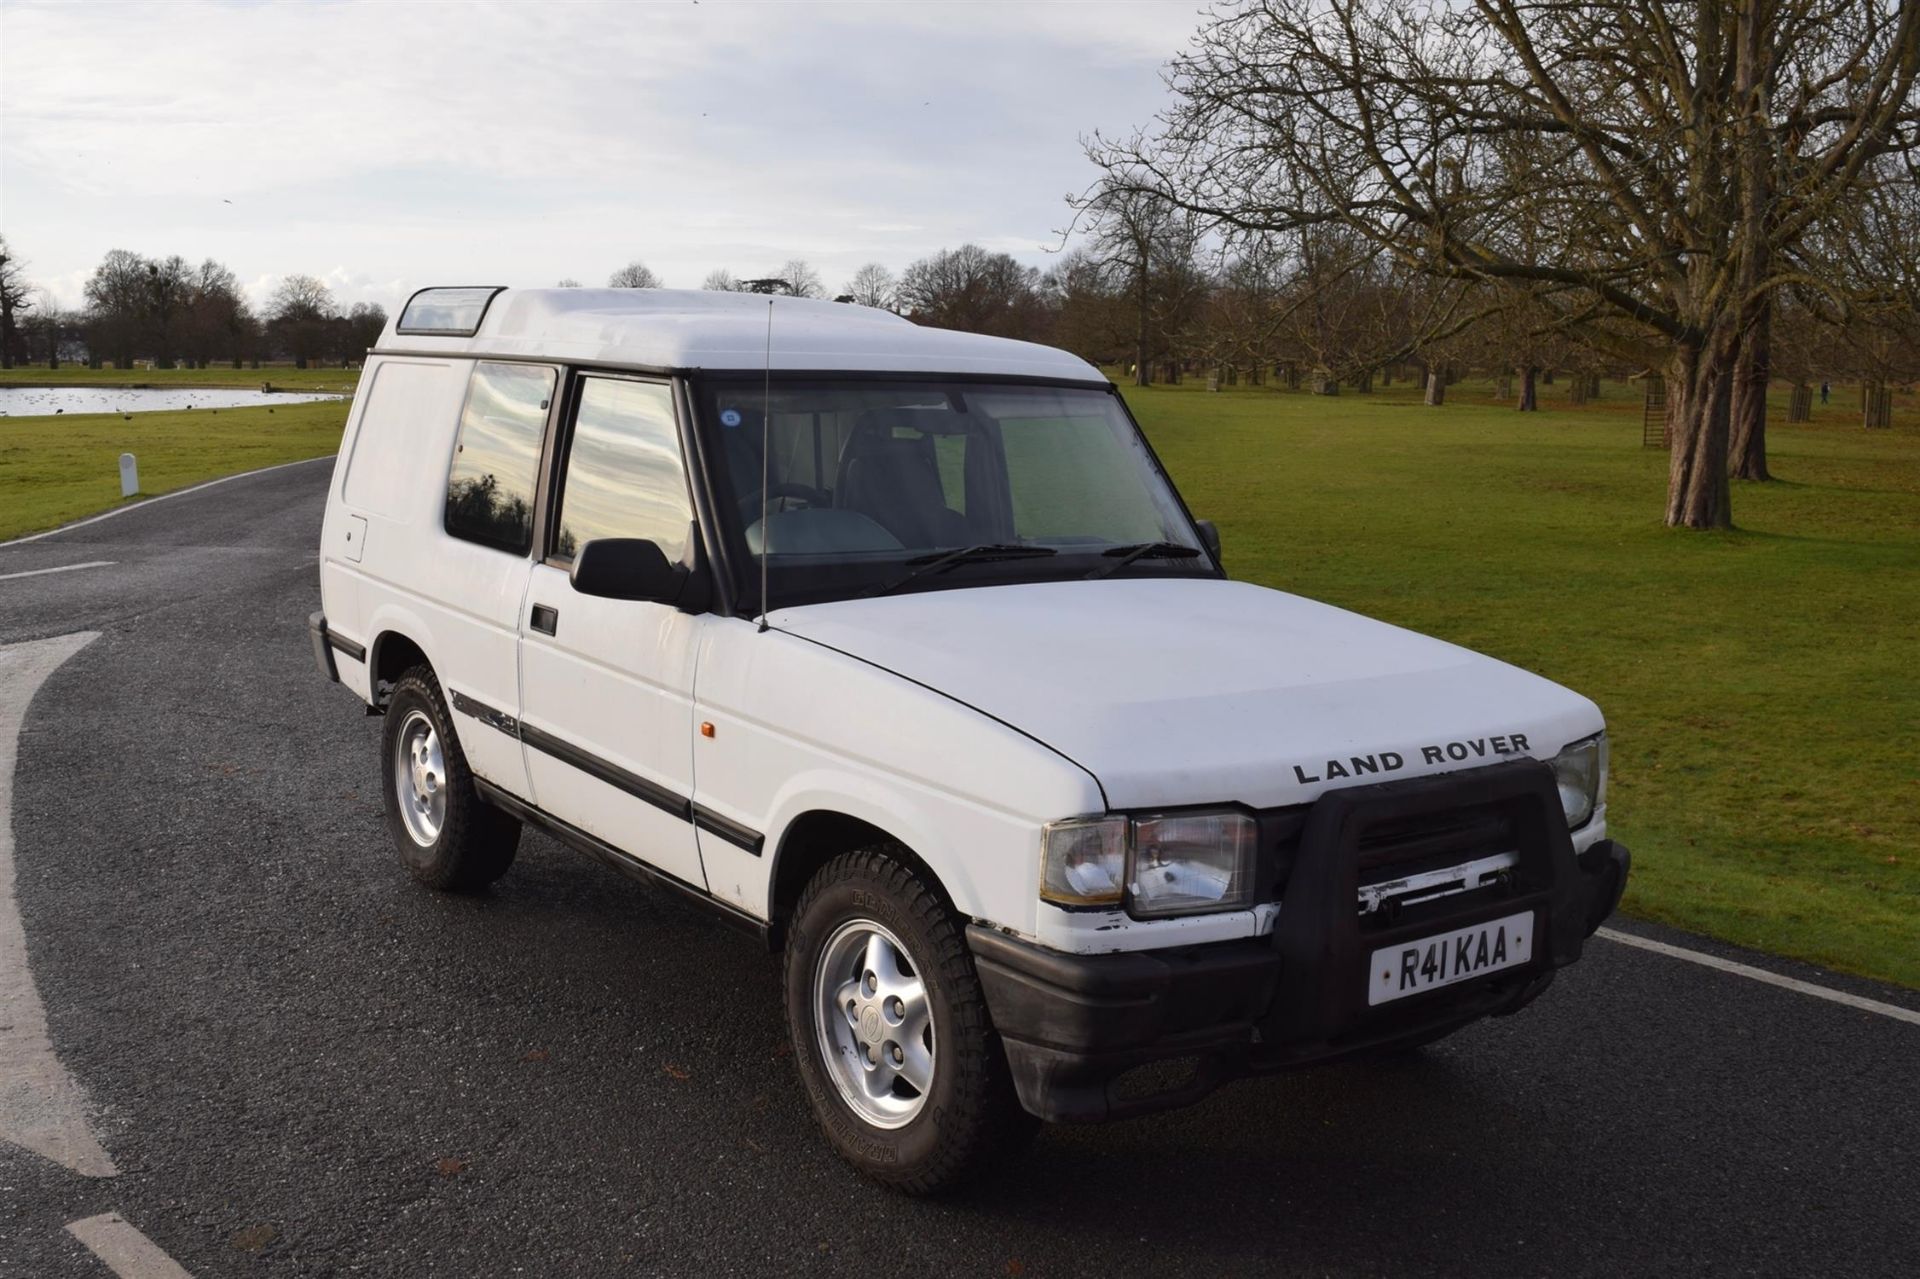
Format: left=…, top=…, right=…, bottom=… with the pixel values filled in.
left=375, top=287, right=1105, bottom=383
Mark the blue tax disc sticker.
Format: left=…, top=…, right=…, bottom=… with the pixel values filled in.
left=720, top=408, right=742, bottom=428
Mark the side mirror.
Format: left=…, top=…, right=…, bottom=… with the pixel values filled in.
left=1195, top=519, right=1222, bottom=564
left=569, top=538, right=685, bottom=603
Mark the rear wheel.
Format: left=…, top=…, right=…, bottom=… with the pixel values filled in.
left=784, top=847, right=1036, bottom=1194
left=380, top=666, right=519, bottom=891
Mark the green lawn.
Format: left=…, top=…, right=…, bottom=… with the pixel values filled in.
left=0, top=363, right=360, bottom=393
left=1123, top=374, right=1919, bottom=989
left=0, top=399, right=351, bottom=540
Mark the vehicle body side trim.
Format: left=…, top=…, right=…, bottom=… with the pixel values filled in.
left=692, top=805, right=765, bottom=855
left=455, top=689, right=768, bottom=849
left=475, top=779, right=771, bottom=944
left=516, top=721, right=692, bottom=822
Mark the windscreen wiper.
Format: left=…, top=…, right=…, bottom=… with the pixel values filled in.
left=1083, top=541, right=1204, bottom=580
left=862, top=544, right=1057, bottom=598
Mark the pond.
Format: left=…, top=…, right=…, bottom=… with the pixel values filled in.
left=0, top=387, right=346, bottom=417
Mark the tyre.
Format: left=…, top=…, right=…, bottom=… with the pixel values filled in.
left=784, top=846, right=1037, bottom=1194
left=380, top=666, right=520, bottom=892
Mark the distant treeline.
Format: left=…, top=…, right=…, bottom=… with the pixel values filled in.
left=0, top=239, right=383, bottom=371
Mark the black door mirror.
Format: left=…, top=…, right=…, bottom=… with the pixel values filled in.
left=569, top=538, right=685, bottom=603
left=1195, top=519, right=1222, bottom=564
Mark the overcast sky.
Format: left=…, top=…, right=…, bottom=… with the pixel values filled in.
left=0, top=0, right=1204, bottom=314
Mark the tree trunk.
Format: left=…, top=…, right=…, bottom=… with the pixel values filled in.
left=1425, top=371, right=1445, bottom=406
left=1516, top=366, right=1538, bottom=411
left=1788, top=382, right=1811, bottom=422
left=1729, top=300, right=1772, bottom=480
left=1133, top=272, right=1150, bottom=387
left=1727, top=4, right=1772, bottom=483
left=1665, top=344, right=1735, bottom=529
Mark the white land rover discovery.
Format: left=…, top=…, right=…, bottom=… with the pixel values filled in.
left=312, top=286, right=1629, bottom=1193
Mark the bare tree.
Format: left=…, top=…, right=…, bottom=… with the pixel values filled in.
left=268, top=274, right=336, bottom=369
left=897, top=244, right=1048, bottom=340
left=556, top=278, right=582, bottom=288
left=608, top=261, right=662, bottom=289
left=1087, top=0, right=1920, bottom=528
left=83, top=249, right=151, bottom=368
left=342, top=302, right=387, bottom=362
left=702, top=268, right=744, bottom=291
left=776, top=259, right=826, bottom=299
left=844, top=262, right=897, bottom=311
left=0, top=236, right=33, bottom=369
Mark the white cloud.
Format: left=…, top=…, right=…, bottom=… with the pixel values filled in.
left=2, top=0, right=1201, bottom=306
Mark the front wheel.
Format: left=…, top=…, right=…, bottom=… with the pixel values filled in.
left=784, top=847, right=1036, bottom=1194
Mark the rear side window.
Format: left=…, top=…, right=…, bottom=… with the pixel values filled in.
left=444, top=362, right=556, bottom=553
left=342, top=360, right=456, bottom=519
left=552, top=377, right=692, bottom=563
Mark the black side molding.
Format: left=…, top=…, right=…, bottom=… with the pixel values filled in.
left=518, top=722, right=691, bottom=822
left=308, top=612, right=365, bottom=682
left=475, top=779, right=771, bottom=946
left=693, top=805, right=765, bottom=856
left=452, top=693, right=766, bottom=855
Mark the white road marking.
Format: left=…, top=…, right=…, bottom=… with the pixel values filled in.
left=66, top=1213, right=194, bottom=1279
left=0, top=631, right=117, bottom=1177
left=0, top=560, right=115, bottom=583
left=0, top=454, right=335, bottom=548
left=1597, top=927, right=1920, bottom=1027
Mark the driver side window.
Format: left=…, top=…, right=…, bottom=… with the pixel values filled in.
left=551, top=377, right=692, bottom=564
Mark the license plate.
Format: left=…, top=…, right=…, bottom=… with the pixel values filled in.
left=1368, top=911, right=1534, bottom=1006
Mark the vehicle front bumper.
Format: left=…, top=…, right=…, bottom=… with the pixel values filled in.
left=970, top=760, right=1630, bottom=1123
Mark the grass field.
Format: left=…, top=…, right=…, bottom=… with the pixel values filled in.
left=0, top=398, right=351, bottom=540
left=3, top=364, right=1914, bottom=987
left=1126, top=374, right=1919, bottom=988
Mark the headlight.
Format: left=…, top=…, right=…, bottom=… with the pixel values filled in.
left=1127, top=811, right=1258, bottom=917
left=1040, top=810, right=1257, bottom=917
left=1039, top=816, right=1127, bottom=907
left=1550, top=733, right=1606, bottom=829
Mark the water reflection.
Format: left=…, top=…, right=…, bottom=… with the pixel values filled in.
left=0, top=387, right=344, bottom=417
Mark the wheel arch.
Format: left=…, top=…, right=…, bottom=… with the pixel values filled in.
left=368, top=628, right=432, bottom=706
left=767, top=809, right=956, bottom=951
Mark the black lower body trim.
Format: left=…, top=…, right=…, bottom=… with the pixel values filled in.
left=517, top=722, right=691, bottom=821
left=450, top=694, right=767, bottom=853
left=692, top=804, right=764, bottom=855
left=475, top=779, right=771, bottom=946
left=308, top=611, right=338, bottom=683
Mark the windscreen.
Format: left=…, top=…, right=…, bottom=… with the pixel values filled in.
left=698, top=379, right=1210, bottom=609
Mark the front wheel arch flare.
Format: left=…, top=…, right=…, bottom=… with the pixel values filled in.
left=769, top=811, right=955, bottom=948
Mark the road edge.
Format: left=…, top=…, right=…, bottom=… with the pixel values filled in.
left=0, top=454, right=337, bottom=549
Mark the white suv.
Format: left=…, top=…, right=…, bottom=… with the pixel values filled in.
left=311, top=286, right=1629, bottom=1192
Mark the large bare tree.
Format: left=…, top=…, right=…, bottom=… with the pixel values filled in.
left=1087, top=0, right=1920, bottom=528
left=843, top=262, right=897, bottom=311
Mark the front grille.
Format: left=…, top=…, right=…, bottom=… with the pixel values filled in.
left=1261, top=799, right=1519, bottom=919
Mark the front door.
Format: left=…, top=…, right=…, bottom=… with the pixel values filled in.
left=516, top=374, right=706, bottom=889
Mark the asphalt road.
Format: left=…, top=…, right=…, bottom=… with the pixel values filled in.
left=2, top=460, right=1916, bottom=1277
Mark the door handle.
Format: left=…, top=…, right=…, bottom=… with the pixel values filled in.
left=530, top=604, right=559, bottom=636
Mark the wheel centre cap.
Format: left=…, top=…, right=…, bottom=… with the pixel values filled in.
left=858, top=1004, right=883, bottom=1044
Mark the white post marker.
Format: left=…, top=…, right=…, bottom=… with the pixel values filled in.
left=119, top=452, right=139, bottom=497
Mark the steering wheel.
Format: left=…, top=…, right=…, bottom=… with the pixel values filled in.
left=740, top=481, right=832, bottom=523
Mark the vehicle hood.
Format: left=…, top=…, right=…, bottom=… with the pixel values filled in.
left=771, top=578, right=1603, bottom=810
